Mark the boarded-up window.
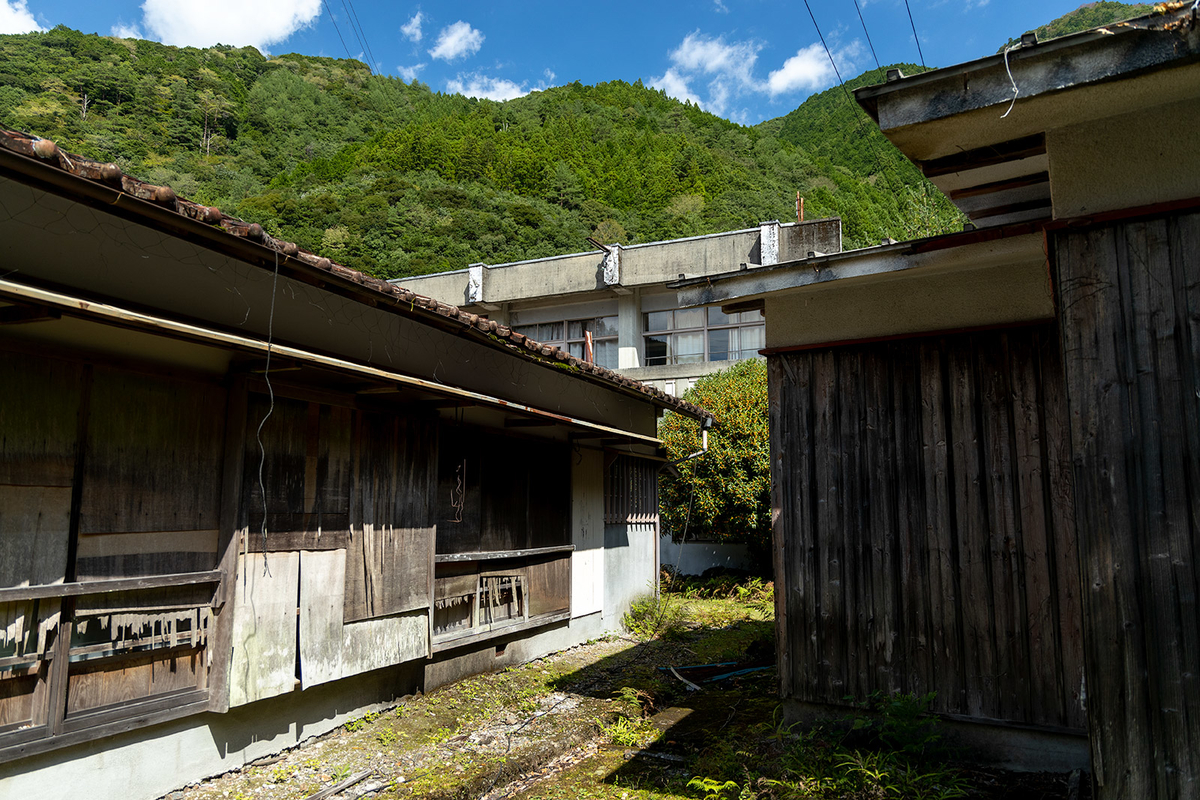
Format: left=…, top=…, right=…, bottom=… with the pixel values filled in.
left=604, top=456, right=659, bottom=524
left=343, top=413, right=436, bottom=622
left=78, top=368, right=226, bottom=579
left=436, top=426, right=569, bottom=555
left=243, top=395, right=353, bottom=554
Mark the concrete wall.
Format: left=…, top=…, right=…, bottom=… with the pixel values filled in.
left=0, top=611, right=617, bottom=800
left=659, top=536, right=757, bottom=576
left=394, top=219, right=842, bottom=308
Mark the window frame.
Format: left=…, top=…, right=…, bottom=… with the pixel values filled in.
left=642, top=307, right=765, bottom=367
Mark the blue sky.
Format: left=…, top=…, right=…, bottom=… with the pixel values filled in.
left=2, top=0, right=1111, bottom=123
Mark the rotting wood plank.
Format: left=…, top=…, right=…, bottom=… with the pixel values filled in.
left=343, top=413, right=435, bottom=623
left=210, top=375, right=247, bottom=713
left=228, top=551, right=299, bottom=707
left=299, top=549, right=346, bottom=688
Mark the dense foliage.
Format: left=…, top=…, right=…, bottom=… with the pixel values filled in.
left=999, top=1, right=1153, bottom=50
left=659, top=360, right=770, bottom=555
left=0, top=25, right=962, bottom=280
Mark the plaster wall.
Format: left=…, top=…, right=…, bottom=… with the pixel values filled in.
left=763, top=258, right=1053, bottom=350
left=1049, top=97, right=1200, bottom=219
left=604, top=523, right=658, bottom=624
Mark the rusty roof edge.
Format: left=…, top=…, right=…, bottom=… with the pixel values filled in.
left=0, top=129, right=712, bottom=423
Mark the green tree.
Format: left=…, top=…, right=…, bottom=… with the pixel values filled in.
left=659, top=359, right=771, bottom=560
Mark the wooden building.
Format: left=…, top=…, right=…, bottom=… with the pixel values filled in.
left=0, top=130, right=711, bottom=798
left=678, top=7, right=1200, bottom=798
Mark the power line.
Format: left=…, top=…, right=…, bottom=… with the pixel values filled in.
left=344, top=0, right=379, bottom=75
left=903, top=0, right=927, bottom=68
left=340, top=0, right=378, bottom=75
left=801, top=0, right=852, bottom=106
left=852, top=0, right=882, bottom=73
left=321, top=0, right=354, bottom=63
left=803, top=0, right=923, bottom=241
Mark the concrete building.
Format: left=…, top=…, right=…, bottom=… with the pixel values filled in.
left=396, top=219, right=841, bottom=576
left=0, top=127, right=711, bottom=800
left=394, top=218, right=841, bottom=399
left=679, top=6, right=1200, bottom=795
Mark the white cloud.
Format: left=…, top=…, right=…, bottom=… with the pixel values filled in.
left=669, top=32, right=762, bottom=90
left=650, top=32, right=763, bottom=115
left=110, top=22, right=143, bottom=39
left=713, top=0, right=729, bottom=12
left=400, top=10, right=423, bottom=43
left=139, top=0, right=321, bottom=50
left=767, top=43, right=836, bottom=95
left=0, top=1, right=43, bottom=34
left=649, top=68, right=700, bottom=107
left=429, top=20, right=483, bottom=62
left=397, top=63, right=425, bottom=82
left=446, top=72, right=526, bottom=102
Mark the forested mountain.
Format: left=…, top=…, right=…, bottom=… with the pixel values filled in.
left=2, top=3, right=1151, bottom=279
left=999, top=1, right=1154, bottom=50
left=0, top=26, right=967, bottom=277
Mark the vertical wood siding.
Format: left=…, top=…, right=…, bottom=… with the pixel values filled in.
left=770, top=326, right=1084, bottom=731
left=1055, top=214, right=1200, bottom=798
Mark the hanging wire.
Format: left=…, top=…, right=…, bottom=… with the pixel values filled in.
left=1001, top=44, right=1020, bottom=118
left=254, top=248, right=280, bottom=577
left=342, top=0, right=379, bottom=75
left=903, top=0, right=927, bottom=68
left=801, top=0, right=853, bottom=105
left=321, top=0, right=355, bottom=62
left=852, top=0, right=882, bottom=73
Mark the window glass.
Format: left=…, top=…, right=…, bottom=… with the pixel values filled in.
left=568, top=342, right=585, bottom=359
left=644, top=335, right=669, bottom=366
left=594, top=315, right=618, bottom=338
left=568, top=320, right=586, bottom=339
left=674, top=331, right=704, bottom=364
left=738, top=325, right=765, bottom=356
left=644, top=311, right=672, bottom=332
left=738, top=309, right=765, bottom=324
left=708, top=329, right=731, bottom=361
left=675, top=308, right=704, bottom=329
left=513, top=324, right=537, bottom=339
left=539, top=322, right=563, bottom=342
left=707, top=307, right=731, bottom=326
left=594, top=340, right=618, bottom=370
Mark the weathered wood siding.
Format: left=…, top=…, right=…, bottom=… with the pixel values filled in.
left=1054, top=214, right=1200, bottom=798
left=770, top=326, right=1085, bottom=731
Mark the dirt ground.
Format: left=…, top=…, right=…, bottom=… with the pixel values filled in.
left=161, top=585, right=1088, bottom=800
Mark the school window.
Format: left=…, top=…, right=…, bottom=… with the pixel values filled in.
left=643, top=307, right=765, bottom=367
left=513, top=316, right=618, bottom=370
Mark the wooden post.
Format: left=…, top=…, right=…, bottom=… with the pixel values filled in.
left=208, top=374, right=248, bottom=713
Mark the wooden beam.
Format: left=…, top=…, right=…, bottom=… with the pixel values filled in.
left=0, top=278, right=666, bottom=446
left=919, top=134, right=1046, bottom=178
left=0, top=570, right=223, bottom=603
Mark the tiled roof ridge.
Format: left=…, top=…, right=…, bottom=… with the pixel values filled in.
left=0, top=128, right=712, bottom=422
